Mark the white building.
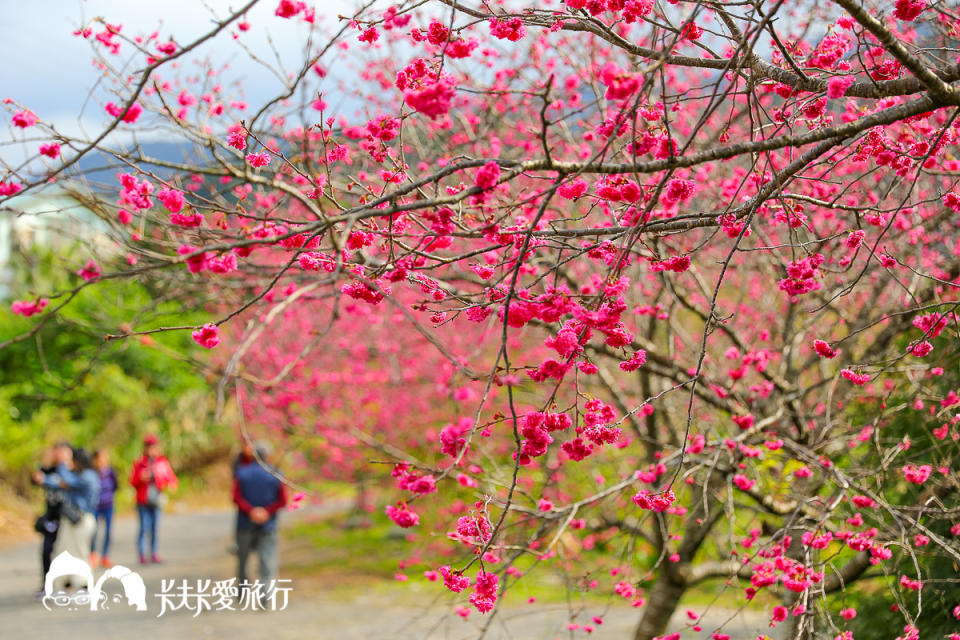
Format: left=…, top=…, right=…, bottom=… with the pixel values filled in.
left=0, top=187, right=111, bottom=299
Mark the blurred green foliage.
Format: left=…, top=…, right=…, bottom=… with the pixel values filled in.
left=828, top=325, right=960, bottom=639
left=0, top=245, right=230, bottom=495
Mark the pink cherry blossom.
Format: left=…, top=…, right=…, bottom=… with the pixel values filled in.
left=11, top=299, right=48, bottom=317
left=191, top=323, right=220, bottom=349
left=246, top=151, right=271, bottom=167
left=77, top=259, right=102, bottom=282
left=12, top=110, right=37, bottom=128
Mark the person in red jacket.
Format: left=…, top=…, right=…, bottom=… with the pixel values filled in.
left=129, top=434, right=178, bottom=565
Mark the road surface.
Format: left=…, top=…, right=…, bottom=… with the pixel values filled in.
left=0, top=507, right=778, bottom=639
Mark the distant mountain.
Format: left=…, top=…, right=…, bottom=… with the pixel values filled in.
left=71, top=141, right=213, bottom=188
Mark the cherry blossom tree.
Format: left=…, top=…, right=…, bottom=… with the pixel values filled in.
left=3, top=0, right=960, bottom=638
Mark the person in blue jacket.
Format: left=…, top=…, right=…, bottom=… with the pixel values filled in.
left=33, top=446, right=99, bottom=592
left=233, top=441, right=287, bottom=605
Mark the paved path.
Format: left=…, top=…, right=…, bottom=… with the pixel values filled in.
left=0, top=507, right=778, bottom=639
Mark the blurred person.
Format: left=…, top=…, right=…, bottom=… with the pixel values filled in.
left=232, top=439, right=256, bottom=476
left=32, top=446, right=99, bottom=592
left=30, top=443, right=67, bottom=596
left=130, top=434, right=178, bottom=565
left=234, top=441, right=287, bottom=605
left=228, top=439, right=257, bottom=556
left=90, top=449, right=118, bottom=568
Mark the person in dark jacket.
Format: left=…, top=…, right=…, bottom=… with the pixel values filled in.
left=227, top=440, right=257, bottom=556
left=233, top=442, right=287, bottom=604
left=90, top=449, right=118, bottom=568
left=31, top=443, right=67, bottom=596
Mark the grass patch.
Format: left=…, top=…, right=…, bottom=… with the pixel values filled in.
left=283, top=511, right=630, bottom=607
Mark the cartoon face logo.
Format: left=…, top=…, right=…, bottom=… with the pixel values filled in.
left=43, top=551, right=147, bottom=612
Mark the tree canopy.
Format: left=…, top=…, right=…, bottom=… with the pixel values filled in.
left=2, top=1, right=959, bottom=638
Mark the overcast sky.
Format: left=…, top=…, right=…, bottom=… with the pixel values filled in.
left=2, top=0, right=357, bottom=130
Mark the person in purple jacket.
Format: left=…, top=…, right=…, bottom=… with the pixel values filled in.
left=90, top=449, right=118, bottom=568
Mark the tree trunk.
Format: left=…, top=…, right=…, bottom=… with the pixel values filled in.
left=632, top=477, right=726, bottom=640
left=343, top=479, right=372, bottom=529
left=781, top=521, right=816, bottom=640
left=633, top=570, right=686, bottom=640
